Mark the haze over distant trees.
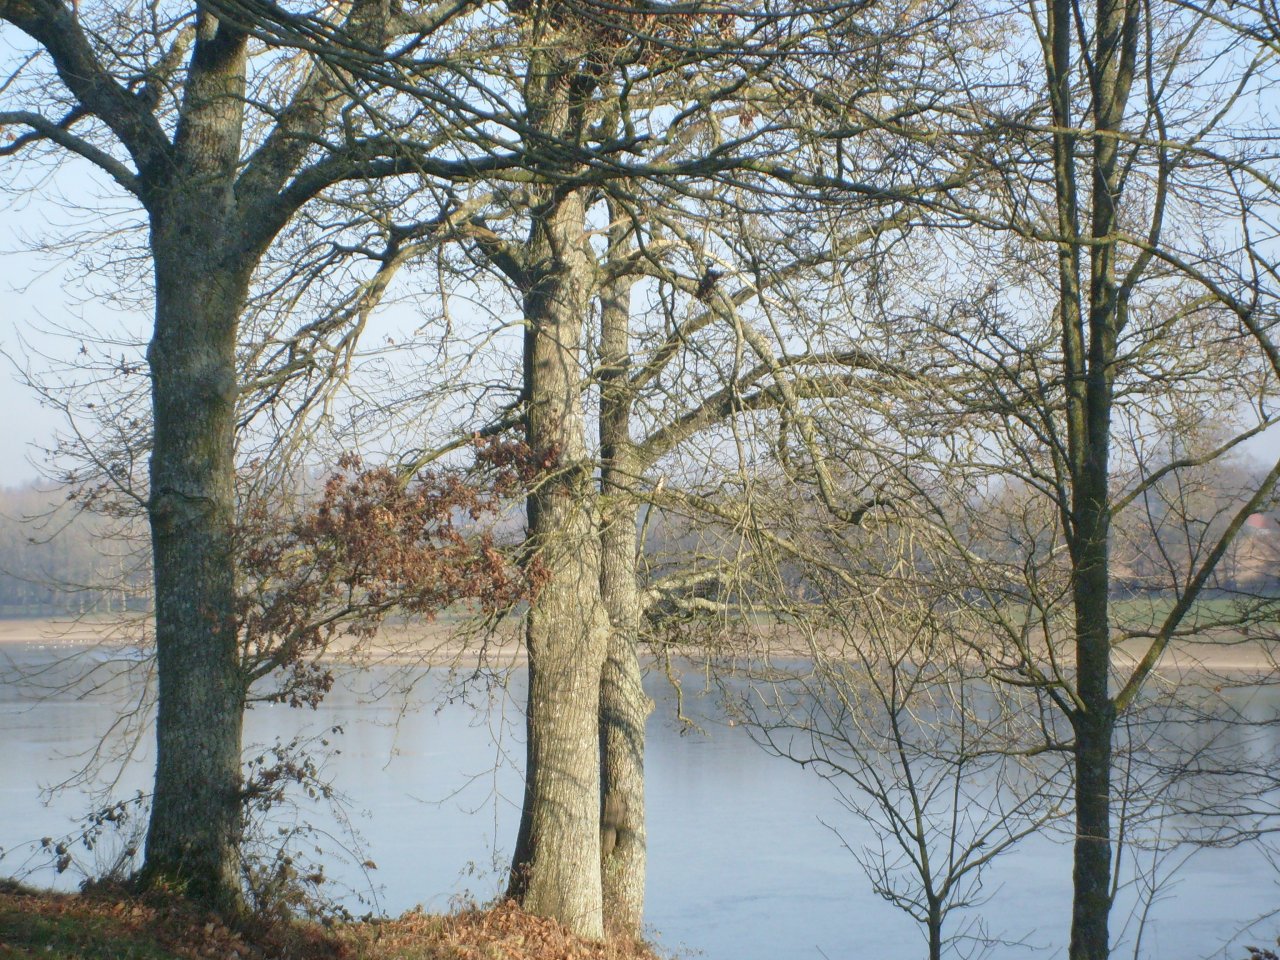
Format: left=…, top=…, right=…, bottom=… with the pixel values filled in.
left=0, top=482, right=149, bottom=615
left=13, top=462, right=1272, bottom=620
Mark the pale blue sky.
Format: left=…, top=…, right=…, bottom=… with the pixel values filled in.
left=2, top=157, right=147, bottom=487
left=1, top=239, right=99, bottom=487
left=6, top=142, right=1280, bottom=491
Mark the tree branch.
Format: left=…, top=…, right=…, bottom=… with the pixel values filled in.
left=0, top=0, right=169, bottom=178
left=0, top=109, right=140, bottom=194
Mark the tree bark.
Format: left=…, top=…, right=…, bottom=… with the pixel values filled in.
left=1052, top=0, right=1136, bottom=952
left=142, top=239, right=250, bottom=910
left=927, top=900, right=942, bottom=960
left=597, top=260, right=649, bottom=934
left=136, top=16, right=251, bottom=911
left=1068, top=377, right=1116, bottom=960
left=1069, top=684, right=1115, bottom=960
left=508, top=186, right=609, bottom=939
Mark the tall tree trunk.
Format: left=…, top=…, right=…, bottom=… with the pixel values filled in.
left=597, top=260, right=649, bottom=934
left=142, top=236, right=250, bottom=911
left=508, top=187, right=609, bottom=939
left=138, top=17, right=250, bottom=912
left=0, top=1, right=421, bottom=915
left=1059, top=0, right=1136, bottom=952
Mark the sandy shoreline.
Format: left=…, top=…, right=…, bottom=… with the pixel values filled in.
left=0, top=616, right=1275, bottom=674
left=0, top=616, right=136, bottom=648
left=0, top=615, right=528, bottom=668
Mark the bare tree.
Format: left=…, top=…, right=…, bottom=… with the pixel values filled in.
left=0, top=0, right=494, bottom=909
left=972, top=1, right=1280, bottom=953
left=735, top=528, right=1071, bottom=960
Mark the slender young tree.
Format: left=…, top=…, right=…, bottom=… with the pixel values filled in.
left=1020, top=1, right=1280, bottom=953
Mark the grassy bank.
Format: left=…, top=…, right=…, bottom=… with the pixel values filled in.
left=0, top=881, right=663, bottom=960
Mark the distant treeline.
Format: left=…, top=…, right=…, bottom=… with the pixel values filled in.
left=0, top=482, right=151, bottom=616
left=1, top=461, right=1271, bottom=621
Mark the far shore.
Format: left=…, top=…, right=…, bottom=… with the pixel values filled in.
left=0, top=614, right=527, bottom=669
left=0, top=615, right=1276, bottom=674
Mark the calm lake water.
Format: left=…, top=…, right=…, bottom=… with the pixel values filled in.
left=1, top=641, right=1277, bottom=960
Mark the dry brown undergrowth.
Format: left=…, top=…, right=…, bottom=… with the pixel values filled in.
left=0, top=882, right=664, bottom=960
left=345, top=900, right=663, bottom=960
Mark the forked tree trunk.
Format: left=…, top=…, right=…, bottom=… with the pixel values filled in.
left=597, top=264, right=649, bottom=934
left=508, top=186, right=609, bottom=939
left=1067, top=0, right=1134, bottom=949
left=1041, top=0, right=1135, bottom=950
left=138, top=18, right=251, bottom=911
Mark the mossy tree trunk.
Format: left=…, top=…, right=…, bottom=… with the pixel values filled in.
left=138, top=16, right=253, bottom=911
